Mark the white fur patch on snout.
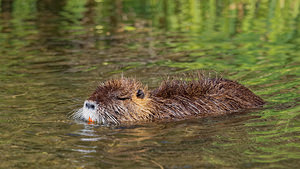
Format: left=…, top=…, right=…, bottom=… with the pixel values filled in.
left=81, top=100, right=99, bottom=122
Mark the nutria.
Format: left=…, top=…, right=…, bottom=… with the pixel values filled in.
left=73, top=73, right=265, bottom=125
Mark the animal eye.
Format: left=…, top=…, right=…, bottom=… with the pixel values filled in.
left=117, top=96, right=131, bottom=100
left=136, top=89, right=145, bottom=99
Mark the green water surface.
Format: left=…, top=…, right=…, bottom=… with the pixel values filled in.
left=0, top=0, right=299, bottom=168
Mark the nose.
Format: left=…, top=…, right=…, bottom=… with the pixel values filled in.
left=85, top=102, right=95, bottom=110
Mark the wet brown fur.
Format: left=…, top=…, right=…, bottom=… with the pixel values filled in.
left=86, top=73, right=265, bottom=124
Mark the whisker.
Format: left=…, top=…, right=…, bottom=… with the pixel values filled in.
left=71, top=108, right=83, bottom=119
left=67, top=108, right=81, bottom=118
left=104, top=110, right=119, bottom=125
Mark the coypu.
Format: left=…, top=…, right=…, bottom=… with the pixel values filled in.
left=73, top=73, right=265, bottom=125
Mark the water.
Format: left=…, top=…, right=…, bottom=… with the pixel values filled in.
left=0, top=0, right=299, bottom=168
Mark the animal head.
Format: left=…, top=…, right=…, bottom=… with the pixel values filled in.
left=73, top=78, right=151, bottom=125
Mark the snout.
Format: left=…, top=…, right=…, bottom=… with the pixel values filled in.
left=82, top=100, right=98, bottom=123
left=85, top=101, right=96, bottom=110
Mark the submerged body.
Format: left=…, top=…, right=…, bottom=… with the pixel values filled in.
left=73, top=74, right=265, bottom=125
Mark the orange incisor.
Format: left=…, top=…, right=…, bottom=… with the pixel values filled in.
left=88, top=116, right=93, bottom=123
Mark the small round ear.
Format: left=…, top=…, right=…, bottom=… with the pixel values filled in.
left=136, top=89, right=145, bottom=99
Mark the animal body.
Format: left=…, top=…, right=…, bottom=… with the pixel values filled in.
left=73, top=73, right=265, bottom=125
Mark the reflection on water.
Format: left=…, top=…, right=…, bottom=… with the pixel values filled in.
left=0, top=0, right=299, bottom=168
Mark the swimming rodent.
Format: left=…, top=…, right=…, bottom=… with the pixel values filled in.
left=73, top=73, right=265, bottom=125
